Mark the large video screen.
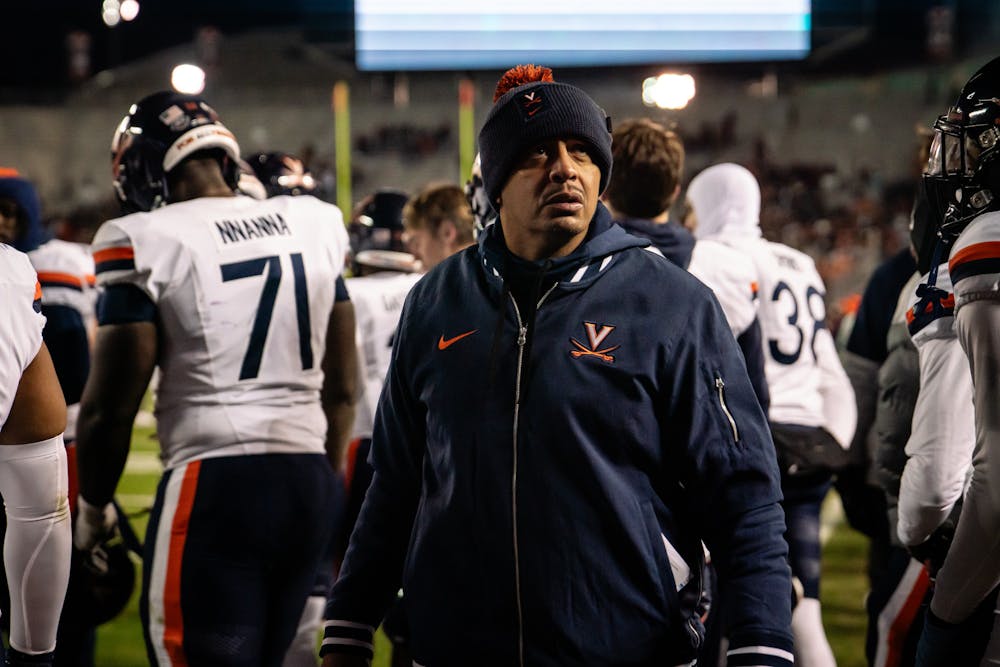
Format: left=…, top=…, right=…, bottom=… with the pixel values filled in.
left=355, top=0, right=811, bottom=71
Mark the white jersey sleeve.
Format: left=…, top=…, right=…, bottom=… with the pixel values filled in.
left=0, top=246, right=45, bottom=432
left=687, top=239, right=757, bottom=337
left=92, top=194, right=350, bottom=468
left=27, top=240, right=96, bottom=322
left=346, top=271, right=422, bottom=441
left=898, top=264, right=974, bottom=546
left=948, top=210, right=1000, bottom=309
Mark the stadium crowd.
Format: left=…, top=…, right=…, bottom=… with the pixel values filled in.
left=1, top=57, right=999, bottom=667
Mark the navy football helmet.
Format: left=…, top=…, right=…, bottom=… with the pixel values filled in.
left=923, top=56, right=1000, bottom=239
left=349, top=189, right=410, bottom=254
left=246, top=151, right=316, bottom=197
left=111, top=91, right=241, bottom=213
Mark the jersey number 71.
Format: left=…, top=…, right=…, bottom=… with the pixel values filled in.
left=220, top=253, right=312, bottom=380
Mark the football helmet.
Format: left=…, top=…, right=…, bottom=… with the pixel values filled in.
left=246, top=151, right=316, bottom=197
left=348, top=189, right=411, bottom=274
left=70, top=540, right=136, bottom=626
left=464, top=153, right=497, bottom=238
left=111, top=91, right=241, bottom=213
left=923, top=56, right=1000, bottom=239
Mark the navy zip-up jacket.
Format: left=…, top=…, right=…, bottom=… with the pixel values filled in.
left=325, top=204, right=793, bottom=666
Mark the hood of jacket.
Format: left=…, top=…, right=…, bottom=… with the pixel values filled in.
left=613, top=216, right=694, bottom=269
left=686, top=163, right=762, bottom=242
left=0, top=172, right=45, bottom=252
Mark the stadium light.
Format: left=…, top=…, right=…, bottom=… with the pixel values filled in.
left=171, top=64, right=206, bottom=95
left=120, top=0, right=140, bottom=22
left=642, top=73, right=696, bottom=110
left=102, top=0, right=121, bottom=27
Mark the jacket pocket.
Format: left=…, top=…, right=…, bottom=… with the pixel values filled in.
left=706, top=366, right=741, bottom=446
left=640, top=501, right=705, bottom=656
left=639, top=501, right=684, bottom=605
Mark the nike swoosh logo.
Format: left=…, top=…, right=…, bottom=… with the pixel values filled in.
left=438, top=329, right=478, bottom=350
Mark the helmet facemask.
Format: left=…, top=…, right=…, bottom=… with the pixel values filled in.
left=922, top=102, right=1000, bottom=238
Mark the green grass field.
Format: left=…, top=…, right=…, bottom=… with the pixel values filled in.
left=94, top=425, right=871, bottom=666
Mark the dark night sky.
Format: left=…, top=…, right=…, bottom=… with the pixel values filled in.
left=2, top=0, right=352, bottom=88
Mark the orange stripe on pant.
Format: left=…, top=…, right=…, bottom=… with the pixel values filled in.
left=884, top=564, right=930, bottom=667
left=162, top=461, right=201, bottom=666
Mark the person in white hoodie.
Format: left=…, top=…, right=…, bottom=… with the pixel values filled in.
left=687, top=163, right=857, bottom=667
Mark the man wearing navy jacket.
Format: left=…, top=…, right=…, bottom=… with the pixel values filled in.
left=323, top=65, right=792, bottom=667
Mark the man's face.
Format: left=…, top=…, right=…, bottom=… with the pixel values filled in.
left=404, top=224, right=450, bottom=271
left=498, top=137, right=601, bottom=260
left=0, top=199, right=23, bottom=244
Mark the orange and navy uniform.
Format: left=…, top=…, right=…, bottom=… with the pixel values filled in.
left=90, top=192, right=350, bottom=665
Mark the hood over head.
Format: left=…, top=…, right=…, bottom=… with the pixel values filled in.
left=0, top=169, right=45, bottom=252
left=686, top=163, right=761, bottom=241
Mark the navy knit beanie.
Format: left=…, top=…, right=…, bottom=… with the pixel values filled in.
left=478, top=73, right=613, bottom=208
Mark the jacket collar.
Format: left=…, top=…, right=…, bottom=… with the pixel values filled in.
left=479, top=202, right=648, bottom=289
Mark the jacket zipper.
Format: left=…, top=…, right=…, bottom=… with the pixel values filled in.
left=509, top=285, right=557, bottom=667
left=715, top=376, right=740, bottom=442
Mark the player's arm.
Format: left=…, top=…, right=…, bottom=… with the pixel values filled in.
left=0, top=343, right=65, bottom=445
left=321, top=276, right=359, bottom=471
left=76, top=319, right=157, bottom=508
left=897, top=335, right=973, bottom=547
left=0, top=329, right=72, bottom=659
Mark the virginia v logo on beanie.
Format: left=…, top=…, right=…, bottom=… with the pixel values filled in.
left=477, top=64, right=613, bottom=210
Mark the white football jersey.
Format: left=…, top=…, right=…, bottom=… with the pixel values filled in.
left=898, top=264, right=974, bottom=546
left=91, top=194, right=349, bottom=469
left=687, top=238, right=758, bottom=337
left=27, top=239, right=96, bottom=325
left=28, top=239, right=97, bottom=438
left=346, top=271, right=422, bottom=440
left=948, top=210, right=1000, bottom=309
left=726, top=237, right=856, bottom=446
left=0, top=245, right=45, bottom=433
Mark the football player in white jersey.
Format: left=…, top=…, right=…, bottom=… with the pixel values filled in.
left=1, top=169, right=110, bottom=664
left=0, top=245, right=72, bottom=667
left=74, top=91, right=357, bottom=666
left=0, top=170, right=96, bottom=447
left=687, top=163, right=857, bottom=667
left=909, top=56, right=1000, bottom=665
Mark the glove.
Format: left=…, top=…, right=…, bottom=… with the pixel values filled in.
left=74, top=496, right=118, bottom=575
left=907, top=509, right=960, bottom=577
